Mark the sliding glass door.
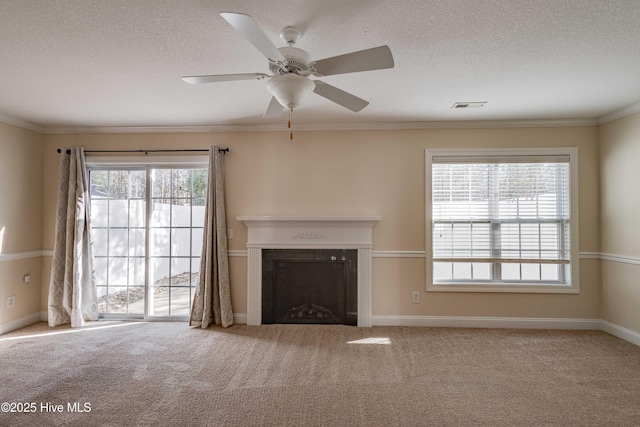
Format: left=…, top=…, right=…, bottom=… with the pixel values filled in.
left=148, top=168, right=207, bottom=317
left=89, top=166, right=207, bottom=319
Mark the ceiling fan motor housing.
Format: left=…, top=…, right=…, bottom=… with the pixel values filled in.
left=270, top=47, right=311, bottom=75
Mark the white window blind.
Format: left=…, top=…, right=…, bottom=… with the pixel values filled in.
left=431, top=154, right=571, bottom=285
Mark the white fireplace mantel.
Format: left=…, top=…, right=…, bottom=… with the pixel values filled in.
left=237, top=216, right=381, bottom=327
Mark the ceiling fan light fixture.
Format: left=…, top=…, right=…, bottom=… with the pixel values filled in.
left=266, top=74, right=315, bottom=109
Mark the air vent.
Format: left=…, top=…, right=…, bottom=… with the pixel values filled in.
left=451, top=102, right=487, bottom=109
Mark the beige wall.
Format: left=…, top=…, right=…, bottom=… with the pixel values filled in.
left=599, top=112, right=640, bottom=332
left=41, top=126, right=601, bottom=320
left=0, top=122, right=43, bottom=327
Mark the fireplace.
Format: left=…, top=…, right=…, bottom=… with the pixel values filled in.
left=237, top=216, right=380, bottom=327
left=262, top=249, right=357, bottom=325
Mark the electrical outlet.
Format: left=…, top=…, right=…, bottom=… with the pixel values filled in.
left=24, top=274, right=31, bottom=283
left=412, top=291, right=420, bottom=304
left=7, top=296, right=16, bottom=309
left=227, top=228, right=234, bottom=240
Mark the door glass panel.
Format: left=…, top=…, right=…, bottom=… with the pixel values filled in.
left=108, top=199, right=128, bottom=227
left=192, top=170, right=208, bottom=198
left=171, top=229, right=191, bottom=257
left=108, top=258, right=128, bottom=286
left=150, top=258, right=170, bottom=287
left=127, top=287, right=145, bottom=315
left=94, top=258, right=107, bottom=286
left=105, top=287, right=128, bottom=314
left=128, top=200, right=145, bottom=228
left=92, top=228, right=108, bottom=257
left=109, top=229, right=127, bottom=256
left=150, top=199, right=171, bottom=227
left=192, top=198, right=206, bottom=227
left=171, top=202, right=191, bottom=227
left=129, top=229, right=145, bottom=257
left=129, top=258, right=145, bottom=286
left=151, top=169, right=171, bottom=198
left=191, top=229, right=203, bottom=256
left=170, top=287, right=191, bottom=316
left=151, top=287, right=170, bottom=316
left=150, top=228, right=170, bottom=256
left=130, top=170, right=146, bottom=198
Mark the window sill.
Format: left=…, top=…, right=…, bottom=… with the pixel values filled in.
left=427, top=282, right=579, bottom=294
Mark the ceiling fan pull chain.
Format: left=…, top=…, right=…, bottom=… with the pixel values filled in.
left=289, top=108, right=294, bottom=141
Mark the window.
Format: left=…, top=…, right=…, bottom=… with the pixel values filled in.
left=426, top=148, right=579, bottom=293
left=88, top=157, right=208, bottom=319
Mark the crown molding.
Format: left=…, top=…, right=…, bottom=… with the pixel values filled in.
left=45, top=124, right=284, bottom=134
left=597, top=102, right=640, bottom=125
left=0, top=112, right=46, bottom=133
left=16, top=110, right=640, bottom=135
left=40, top=118, right=599, bottom=134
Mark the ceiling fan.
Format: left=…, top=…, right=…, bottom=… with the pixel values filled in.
left=182, top=12, right=395, bottom=120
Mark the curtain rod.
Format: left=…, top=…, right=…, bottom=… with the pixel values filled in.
left=56, top=148, right=229, bottom=154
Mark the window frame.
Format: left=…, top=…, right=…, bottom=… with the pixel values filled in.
left=425, top=147, right=580, bottom=294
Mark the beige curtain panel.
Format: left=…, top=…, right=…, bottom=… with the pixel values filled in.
left=48, top=147, right=99, bottom=327
left=190, top=146, right=233, bottom=328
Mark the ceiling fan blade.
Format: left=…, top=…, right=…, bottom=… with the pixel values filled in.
left=311, top=45, right=394, bottom=77
left=182, top=73, right=268, bottom=84
left=219, top=12, right=286, bottom=62
left=263, top=96, right=285, bottom=118
left=312, top=81, right=369, bottom=112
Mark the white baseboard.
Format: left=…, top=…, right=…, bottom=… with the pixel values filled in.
left=600, top=320, right=640, bottom=347
left=233, top=313, right=247, bottom=325
left=371, top=315, right=601, bottom=330
left=5, top=311, right=639, bottom=348
left=41, top=310, right=235, bottom=326
left=0, top=312, right=43, bottom=335
left=233, top=313, right=600, bottom=330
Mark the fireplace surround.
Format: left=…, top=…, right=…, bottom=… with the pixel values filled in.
left=237, top=216, right=380, bottom=327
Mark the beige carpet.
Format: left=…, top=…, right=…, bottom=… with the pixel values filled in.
left=1, top=321, right=639, bottom=426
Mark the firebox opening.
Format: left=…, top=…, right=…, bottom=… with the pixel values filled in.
left=262, top=249, right=357, bottom=325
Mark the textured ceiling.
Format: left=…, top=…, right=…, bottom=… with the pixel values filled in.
left=1, top=0, right=640, bottom=131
